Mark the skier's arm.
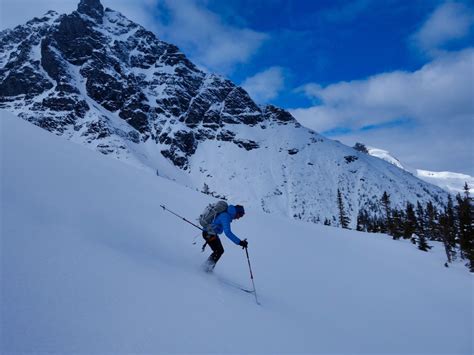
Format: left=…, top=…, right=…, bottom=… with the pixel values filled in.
left=221, top=214, right=241, bottom=245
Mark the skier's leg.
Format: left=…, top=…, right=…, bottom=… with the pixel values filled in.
left=208, top=236, right=224, bottom=264
left=205, top=235, right=224, bottom=271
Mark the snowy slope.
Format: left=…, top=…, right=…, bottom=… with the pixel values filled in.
left=188, top=125, right=450, bottom=227
left=2, top=111, right=471, bottom=354
left=368, top=146, right=474, bottom=194
left=415, top=169, right=474, bottom=194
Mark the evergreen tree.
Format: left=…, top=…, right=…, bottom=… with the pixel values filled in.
left=425, top=201, right=440, bottom=241
left=456, top=183, right=473, bottom=272
left=369, top=215, right=385, bottom=233
left=353, top=142, right=369, bottom=153
left=337, top=189, right=350, bottom=229
left=380, top=191, right=392, bottom=234
left=446, top=194, right=458, bottom=252
left=366, top=214, right=376, bottom=232
left=403, top=202, right=417, bottom=240
left=416, top=232, right=431, bottom=252
left=439, top=195, right=457, bottom=264
left=415, top=201, right=431, bottom=251
left=367, top=217, right=377, bottom=233
left=415, top=202, right=425, bottom=239
left=356, top=209, right=368, bottom=231
left=391, top=209, right=404, bottom=239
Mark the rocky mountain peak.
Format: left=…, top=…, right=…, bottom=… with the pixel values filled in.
left=0, top=1, right=448, bottom=226
left=77, top=0, right=104, bottom=23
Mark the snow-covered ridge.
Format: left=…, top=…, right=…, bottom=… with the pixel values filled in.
left=0, top=0, right=449, bottom=226
left=367, top=147, right=405, bottom=169
left=368, top=146, right=473, bottom=194
left=415, top=169, right=474, bottom=194
left=2, top=110, right=470, bottom=353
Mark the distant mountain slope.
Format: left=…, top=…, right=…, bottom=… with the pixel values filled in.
left=367, top=146, right=473, bottom=194
left=0, top=0, right=448, bottom=226
left=2, top=110, right=470, bottom=354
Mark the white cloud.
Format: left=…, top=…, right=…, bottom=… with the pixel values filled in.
left=292, top=49, right=473, bottom=131
left=290, top=49, right=474, bottom=174
left=151, top=0, right=268, bottom=74
left=411, top=1, right=474, bottom=56
left=241, top=67, right=285, bottom=103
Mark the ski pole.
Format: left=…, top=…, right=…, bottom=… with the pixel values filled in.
left=160, top=204, right=204, bottom=231
left=244, top=243, right=260, bottom=305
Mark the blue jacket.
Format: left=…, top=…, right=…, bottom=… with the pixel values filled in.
left=210, top=205, right=242, bottom=245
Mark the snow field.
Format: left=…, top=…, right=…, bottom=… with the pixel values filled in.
left=1, top=111, right=472, bottom=354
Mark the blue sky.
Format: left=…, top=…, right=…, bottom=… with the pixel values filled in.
left=1, top=0, right=473, bottom=175
left=208, top=0, right=439, bottom=102
left=146, top=0, right=472, bottom=104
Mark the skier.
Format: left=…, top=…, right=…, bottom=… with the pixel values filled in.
left=201, top=203, right=247, bottom=272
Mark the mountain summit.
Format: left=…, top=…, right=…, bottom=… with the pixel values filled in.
left=0, top=0, right=448, bottom=225
left=77, top=0, right=105, bottom=22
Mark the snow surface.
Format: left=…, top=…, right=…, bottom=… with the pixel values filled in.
left=185, top=123, right=449, bottom=229
left=1, top=111, right=472, bottom=354
left=367, top=147, right=405, bottom=170
left=368, top=146, right=474, bottom=194
left=415, top=169, right=474, bottom=195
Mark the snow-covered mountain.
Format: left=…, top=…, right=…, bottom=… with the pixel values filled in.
left=367, top=146, right=473, bottom=194
left=0, top=0, right=448, bottom=226
left=2, top=111, right=471, bottom=353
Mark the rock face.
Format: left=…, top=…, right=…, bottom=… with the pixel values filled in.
left=77, top=0, right=104, bottom=23
left=0, top=0, right=448, bottom=225
left=0, top=1, right=293, bottom=168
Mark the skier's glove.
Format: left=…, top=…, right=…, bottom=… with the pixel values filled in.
left=239, top=239, right=248, bottom=249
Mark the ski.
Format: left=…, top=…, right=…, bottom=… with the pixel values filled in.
left=235, top=286, right=254, bottom=294
left=217, top=276, right=254, bottom=294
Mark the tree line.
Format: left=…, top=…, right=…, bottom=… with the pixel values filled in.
left=336, top=184, right=473, bottom=272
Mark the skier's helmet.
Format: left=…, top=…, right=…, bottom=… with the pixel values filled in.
left=235, top=205, right=245, bottom=219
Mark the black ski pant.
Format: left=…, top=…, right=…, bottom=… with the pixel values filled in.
left=203, top=232, right=224, bottom=268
